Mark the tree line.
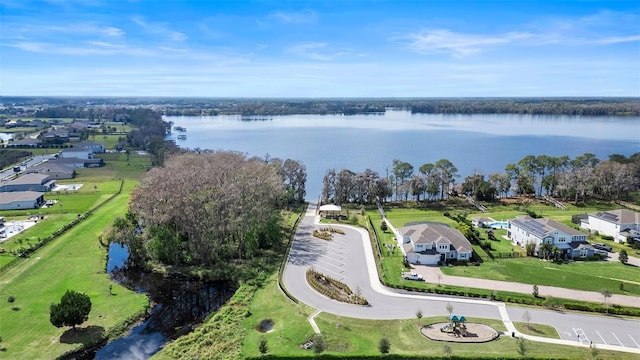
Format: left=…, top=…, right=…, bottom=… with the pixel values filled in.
left=106, top=151, right=306, bottom=270
left=321, top=152, right=640, bottom=205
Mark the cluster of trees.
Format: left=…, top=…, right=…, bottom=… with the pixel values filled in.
left=321, top=158, right=460, bottom=205
left=107, top=151, right=306, bottom=268
left=322, top=152, right=639, bottom=205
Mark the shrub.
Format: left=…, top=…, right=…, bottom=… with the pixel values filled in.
left=601, top=235, right=614, bottom=241
left=7, top=296, right=15, bottom=303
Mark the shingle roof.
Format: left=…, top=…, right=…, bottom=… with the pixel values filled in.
left=4, top=173, right=50, bottom=186
left=399, top=223, right=472, bottom=253
left=0, top=191, right=44, bottom=203
left=510, top=215, right=585, bottom=238
left=591, top=209, right=640, bottom=225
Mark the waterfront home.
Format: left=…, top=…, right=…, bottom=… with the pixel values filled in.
left=398, top=222, right=473, bottom=265
left=581, top=209, right=640, bottom=244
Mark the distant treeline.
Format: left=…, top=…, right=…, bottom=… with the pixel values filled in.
left=2, top=97, right=638, bottom=116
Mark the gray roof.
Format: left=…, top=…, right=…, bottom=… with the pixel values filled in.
left=0, top=191, right=44, bottom=203
left=4, top=173, right=51, bottom=186
left=399, top=223, right=472, bottom=253
left=27, top=162, right=74, bottom=175
left=7, top=138, right=42, bottom=146
left=591, top=209, right=640, bottom=225
left=510, top=215, right=585, bottom=238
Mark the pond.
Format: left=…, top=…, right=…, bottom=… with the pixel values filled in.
left=86, top=243, right=235, bottom=360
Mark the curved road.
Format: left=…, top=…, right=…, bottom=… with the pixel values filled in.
left=282, top=203, right=640, bottom=355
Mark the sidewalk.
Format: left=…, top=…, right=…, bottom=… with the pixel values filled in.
left=376, top=202, right=640, bottom=308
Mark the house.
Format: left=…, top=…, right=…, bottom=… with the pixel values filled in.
left=509, top=216, right=597, bottom=259
left=580, top=209, right=640, bottom=244
left=75, top=141, right=106, bottom=154
left=0, top=173, right=56, bottom=192
left=471, top=216, right=491, bottom=228
left=25, top=162, right=75, bottom=179
left=60, top=147, right=93, bottom=160
left=5, top=138, right=42, bottom=148
left=398, top=222, right=473, bottom=265
left=0, top=191, right=45, bottom=210
left=50, top=157, right=104, bottom=168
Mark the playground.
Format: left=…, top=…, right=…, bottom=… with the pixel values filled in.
left=421, top=315, right=499, bottom=343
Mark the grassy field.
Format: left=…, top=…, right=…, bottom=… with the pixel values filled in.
left=233, top=273, right=633, bottom=359
left=0, top=194, right=149, bottom=359
left=513, top=321, right=560, bottom=339
left=0, top=152, right=153, bottom=358
left=369, top=203, right=640, bottom=296
left=440, top=257, right=640, bottom=295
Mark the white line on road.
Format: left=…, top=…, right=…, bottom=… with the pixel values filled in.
left=573, top=328, right=589, bottom=345
left=612, top=332, right=625, bottom=347
left=596, top=330, right=607, bottom=345
left=629, top=334, right=640, bottom=348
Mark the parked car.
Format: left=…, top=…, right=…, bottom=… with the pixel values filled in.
left=402, top=272, right=423, bottom=281
left=593, top=243, right=612, bottom=252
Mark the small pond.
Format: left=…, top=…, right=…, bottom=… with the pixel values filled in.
left=85, top=243, right=235, bottom=359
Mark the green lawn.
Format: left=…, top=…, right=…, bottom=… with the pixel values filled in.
left=513, top=321, right=560, bottom=339
left=440, top=257, right=640, bottom=295
left=0, top=194, right=149, bottom=359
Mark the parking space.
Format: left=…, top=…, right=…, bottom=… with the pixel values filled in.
left=557, top=326, right=640, bottom=349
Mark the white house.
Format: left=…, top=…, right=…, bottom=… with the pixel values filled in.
left=0, top=191, right=45, bottom=210
left=509, top=215, right=594, bottom=258
left=60, top=148, right=93, bottom=160
left=398, top=222, right=473, bottom=265
left=581, top=209, right=640, bottom=244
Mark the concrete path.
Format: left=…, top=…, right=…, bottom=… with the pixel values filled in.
left=283, top=202, right=640, bottom=355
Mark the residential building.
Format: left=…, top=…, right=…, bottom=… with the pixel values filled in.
left=0, top=191, right=45, bottom=210
left=398, top=222, right=473, bottom=265
left=50, top=157, right=104, bottom=168
left=509, top=215, right=597, bottom=259
left=581, top=209, right=640, bottom=244
left=26, top=162, right=75, bottom=179
left=0, top=173, right=56, bottom=192
left=5, top=138, right=42, bottom=148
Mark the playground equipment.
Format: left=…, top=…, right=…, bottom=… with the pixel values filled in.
left=440, top=315, right=468, bottom=337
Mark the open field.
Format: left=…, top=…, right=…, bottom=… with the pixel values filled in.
left=0, top=194, right=149, bottom=359
left=513, top=321, right=560, bottom=339
left=440, top=257, right=640, bottom=295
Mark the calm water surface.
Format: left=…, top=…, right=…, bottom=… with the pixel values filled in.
left=166, top=111, right=640, bottom=199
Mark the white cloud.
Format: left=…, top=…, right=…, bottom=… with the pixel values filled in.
left=131, top=16, right=187, bottom=42
left=287, top=42, right=350, bottom=61
left=401, top=29, right=532, bottom=57
left=268, top=9, right=317, bottom=24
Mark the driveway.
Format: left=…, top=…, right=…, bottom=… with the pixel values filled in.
left=282, top=202, right=640, bottom=355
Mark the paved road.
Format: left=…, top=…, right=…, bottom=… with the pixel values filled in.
left=0, top=155, right=52, bottom=180
left=282, top=202, right=640, bottom=355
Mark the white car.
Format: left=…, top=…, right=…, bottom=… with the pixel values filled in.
left=402, top=272, right=423, bottom=281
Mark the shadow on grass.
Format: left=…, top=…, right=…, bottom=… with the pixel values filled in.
left=60, top=325, right=105, bottom=345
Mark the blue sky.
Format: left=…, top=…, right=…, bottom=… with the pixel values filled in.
left=1, top=0, right=639, bottom=97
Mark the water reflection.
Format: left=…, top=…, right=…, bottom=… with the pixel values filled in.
left=94, top=243, right=234, bottom=359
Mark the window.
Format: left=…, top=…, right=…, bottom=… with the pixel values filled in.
left=558, top=237, right=566, bottom=242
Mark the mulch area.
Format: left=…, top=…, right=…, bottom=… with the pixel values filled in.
left=421, top=322, right=500, bottom=343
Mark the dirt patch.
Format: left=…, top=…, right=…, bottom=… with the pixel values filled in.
left=421, top=322, right=499, bottom=343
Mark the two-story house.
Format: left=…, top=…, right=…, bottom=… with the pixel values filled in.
left=509, top=215, right=597, bottom=259
left=580, top=209, right=640, bottom=244
left=398, top=222, right=473, bottom=265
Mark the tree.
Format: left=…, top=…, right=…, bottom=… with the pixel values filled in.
left=380, top=220, right=388, bottom=232
left=312, top=334, right=325, bottom=354
left=259, top=337, right=268, bottom=355
left=522, top=310, right=532, bottom=329
left=619, top=249, right=629, bottom=265
left=49, top=290, right=92, bottom=330
left=434, top=159, right=458, bottom=199
left=532, top=285, right=539, bottom=298
left=443, top=343, right=453, bottom=358
left=416, top=309, right=423, bottom=319
left=516, top=336, right=528, bottom=357
left=378, top=336, right=390, bottom=354
left=446, top=302, right=454, bottom=317
left=391, top=159, right=414, bottom=200
left=600, top=289, right=612, bottom=314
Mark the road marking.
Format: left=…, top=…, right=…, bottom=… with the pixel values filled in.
left=629, top=334, right=640, bottom=348
left=611, top=332, right=624, bottom=347
left=573, top=328, right=589, bottom=345
left=596, top=330, right=607, bottom=345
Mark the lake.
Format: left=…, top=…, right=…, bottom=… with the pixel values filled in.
left=165, top=110, right=640, bottom=199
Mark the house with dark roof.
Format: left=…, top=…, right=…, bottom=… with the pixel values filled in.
left=581, top=209, right=640, bottom=244
left=398, top=222, right=473, bottom=265
left=0, top=191, right=45, bottom=210
left=5, top=138, right=42, bottom=148
left=50, top=157, right=104, bottom=168
left=25, top=162, right=75, bottom=179
left=509, top=215, right=598, bottom=259
left=0, top=173, right=56, bottom=192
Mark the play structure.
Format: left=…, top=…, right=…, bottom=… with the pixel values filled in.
left=440, top=315, right=468, bottom=337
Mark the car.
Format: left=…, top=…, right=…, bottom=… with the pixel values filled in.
left=402, top=272, right=423, bottom=281
left=593, top=243, right=612, bottom=252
